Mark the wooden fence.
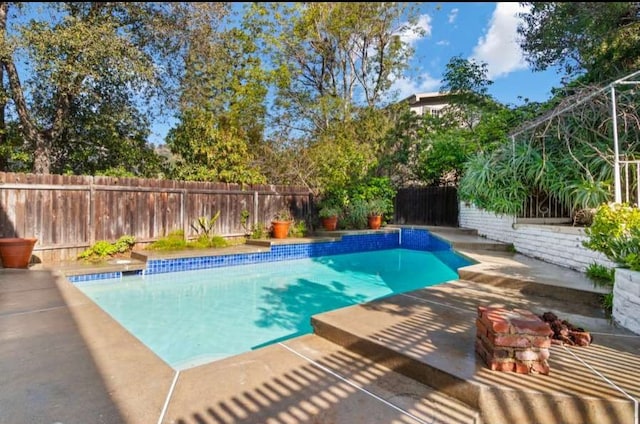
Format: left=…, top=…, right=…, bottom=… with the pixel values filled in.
left=393, top=186, right=459, bottom=227
left=0, top=172, right=312, bottom=263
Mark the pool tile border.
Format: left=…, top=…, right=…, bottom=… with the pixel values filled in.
left=68, top=228, right=468, bottom=283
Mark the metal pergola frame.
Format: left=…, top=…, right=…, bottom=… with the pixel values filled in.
left=509, top=69, right=640, bottom=206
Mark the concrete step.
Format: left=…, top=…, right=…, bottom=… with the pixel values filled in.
left=310, top=279, right=639, bottom=424
left=457, top=249, right=609, bottom=308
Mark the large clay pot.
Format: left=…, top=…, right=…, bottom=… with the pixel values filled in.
left=271, top=221, right=291, bottom=239
left=0, top=238, right=37, bottom=268
left=321, top=216, right=338, bottom=231
left=368, top=215, right=382, bottom=230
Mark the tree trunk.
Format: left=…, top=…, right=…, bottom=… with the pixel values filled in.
left=32, top=134, right=51, bottom=174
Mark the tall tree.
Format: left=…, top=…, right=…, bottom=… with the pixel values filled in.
left=0, top=2, right=228, bottom=174
left=246, top=2, right=425, bottom=138
left=518, top=2, right=640, bottom=82
left=167, top=19, right=268, bottom=183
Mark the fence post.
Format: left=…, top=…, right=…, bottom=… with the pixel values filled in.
left=253, top=191, right=259, bottom=227
left=181, top=189, right=187, bottom=237
left=89, top=177, right=95, bottom=246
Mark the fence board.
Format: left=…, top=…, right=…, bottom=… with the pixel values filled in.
left=0, top=172, right=312, bottom=263
left=394, top=186, right=459, bottom=227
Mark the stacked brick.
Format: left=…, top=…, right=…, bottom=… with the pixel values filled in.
left=475, top=306, right=553, bottom=375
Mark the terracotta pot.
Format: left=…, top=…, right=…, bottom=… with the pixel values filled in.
left=368, top=215, right=382, bottom=230
left=321, top=216, right=338, bottom=231
left=271, top=221, right=291, bottom=239
left=0, top=238, right=37, bottom=268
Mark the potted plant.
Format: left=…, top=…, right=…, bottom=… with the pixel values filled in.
left=366, top=199, right=387, bottom=230
left=0, top=237, right=38, bottom=268
left=271, top=208, right=293, bottom=239
left=318, top=205, right=341, bottom=231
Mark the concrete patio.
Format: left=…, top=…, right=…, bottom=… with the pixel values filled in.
left=1, top=228, right=638, bottom=424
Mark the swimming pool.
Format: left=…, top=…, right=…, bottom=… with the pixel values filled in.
left=75, top=246, right=470, bottom=370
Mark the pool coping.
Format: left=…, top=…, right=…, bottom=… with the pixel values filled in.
left=4, top=227, right=639, bottom=423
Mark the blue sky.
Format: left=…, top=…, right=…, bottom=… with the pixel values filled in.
left=150, top=2, right=564, bottom=145
left=394, top=2, right=563, bottom=106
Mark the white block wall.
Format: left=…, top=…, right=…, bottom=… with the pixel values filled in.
left=459, top=203, right=615, bottom=272
left=613, top=269, right=640, bottom=335
left=460, top=203, right=638, bottom=335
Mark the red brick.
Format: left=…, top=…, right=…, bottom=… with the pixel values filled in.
left=515, top=348, right=550, bottom=361
left=529, top=360, right=551, bottom=375
left=514, top=361, right=531, bottom=374
left=493, top=347, right=514, bottom=359
left=531, top=336, right=552, bottom=348
left=490, top=333, right=532, bottom=348
left=482, top=312, right=511, bottom=333
left=511, top=318, right=553, bottom=336
left=476, top=318, right=489, bottom=339
left=489, top=360, right=516, bottom=372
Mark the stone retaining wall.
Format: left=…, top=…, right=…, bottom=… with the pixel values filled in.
left=613, top=268, right=640, bottom=335
left=459, top=203, right=614, bottom=272
left=460, top=202, right=639, bottom=335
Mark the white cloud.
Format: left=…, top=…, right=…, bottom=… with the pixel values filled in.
left=471, top=2, right=529, bottom=79
left=399, top=14, right=432, bottom=46
left=436, top=40, right=450, bottom=46
left=448, top=8, right=459, bottom=24
left=390, top=72, right=441, bottom=100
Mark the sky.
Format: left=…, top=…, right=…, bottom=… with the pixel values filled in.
left=149, top=2, right=565, bottom=145
left=393, top=2, right=563, bottom=106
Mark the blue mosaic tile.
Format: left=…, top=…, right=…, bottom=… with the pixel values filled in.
left=400, top=228, right=452, bottom=251
left=71, top=228, right=462, bottom=281
left=68, top=271, right=122, bottom=283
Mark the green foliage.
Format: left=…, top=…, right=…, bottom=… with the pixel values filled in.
left=246, top=2, right=424, bottom=134
left=190, top=234, right=228, bottom=249
left=167, top=108, right=266, bottom=184
left=146, top=228, right=229, bottom=250
left=289, top=220, right=307, bottom=238
left=0, top=3, right=228, bottom=174
left=414, top=131, right=474, bottom=185
left=249, top=222, right=269, bottom=239
left=78, top=235, right=136, bottom=260
left=458, top=151, right=527, bottom=215
left=518, top=2, right=640, bottom=81
left=584, top=203, right=640, bottom=271
left=273, top=208, right=293, bottom=222
left=240, top=209, right=270, bottom=239
left=318, top=205, right=342, bottom=219
left=585, top=263, right=615, bottom=286
left=191, top=212, right=221, bottom=239
left=240, top=209, right=252, bottom=236
left=343, top=198, right=369, bottom=230
left=146, top=230, right=187, bottom=251
left=188, top=212, right=229, bottom=248
left=366, top=199, right=388, bottom=217
left=602, top=292, right=614, bottom=311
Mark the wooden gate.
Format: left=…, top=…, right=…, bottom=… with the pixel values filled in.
left=394, top=186, right=459, bottom=226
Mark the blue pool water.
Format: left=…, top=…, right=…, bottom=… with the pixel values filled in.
left=76, top=248, right=467, bottom=369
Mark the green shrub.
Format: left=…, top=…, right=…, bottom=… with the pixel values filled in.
left=290, top=220, right=307, bottom=237
left=585, top=263, right=615, bottom=286
left=78, top=235, right=136, bottom=260
left=344, top=198, right=369, bottom=229
left=584, top=203, right=640, bottom=271
left=191, top=212, right=221, bottom=239
left=250, top=222, right=269, bottom=239
left=146, top=230, right=187, bottom=250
